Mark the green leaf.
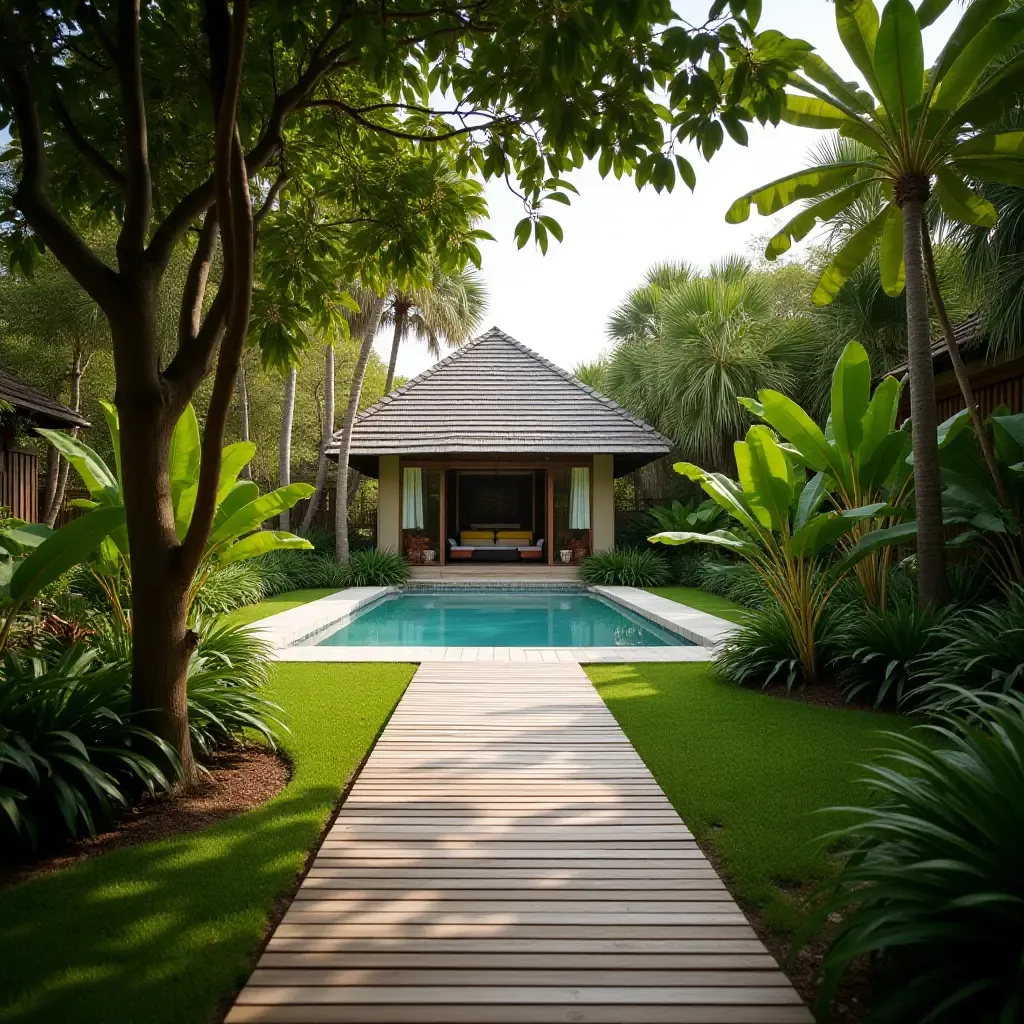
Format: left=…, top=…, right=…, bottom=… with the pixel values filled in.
left=743, top=425, right=795, bottom=533
left=750, top=389, right=838, bottom=475
left=0, top=523, right=51, bottom=554
left=35, top=429, right=119, bottom=505
left=514, top=217, right=532, bottom=249
left=875, top=0, right=924, bottom=116
left=726, top=163, right=864, bottom=223
left=879, top=202, right=906, bottom=297
left=538, top=215, right=563, bottom=243
left=764, top=180, right=876, bottom=260
left=781, top=93, right=854, bottom=130
left=216, top=443, right=257, bottom=508
left=916, top=0, right=953, bottom=28
left=9, top=505, right=125, bottom=604
left=838, top=520, right=919, bottom=569
left=832, top=341, right=873, bottom=462
left=212, top=481, right=259, bottom=534
left=952, top=49, right=1024, bottom=129
left=952, top=156, right=1024, bottom=187
left=648, top=528, right=759, bottom=559
left=207, top=483, right=314, bottom=552
left=859, top=373, right=904, bottom=466
left=954, top=130, right=1024, bottom=158
left=800, top=53, right=876, bottom=113
left=813, top=205, right=890, bottom=305
left=790, top=503, right=887, bottom=557
left=99, top=401, right=123, bottom=492
left=672, top=462, right=764, bottom=536
left=835, top=0, right=882, bottom=97
left=168, top=404, right=201, bottom=537
left=933, top=5, right=1024, bottom=114
left=934, top=170, right=998, bottom=228
left=795, top=471, right=830, bottom=531
left=216, top=531, right=313, bottom=565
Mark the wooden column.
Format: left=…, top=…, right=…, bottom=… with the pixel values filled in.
left=546, top=468, right=554, bottom=565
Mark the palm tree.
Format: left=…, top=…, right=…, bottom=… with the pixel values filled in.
left=603, top=259, right=816, bottom=472
left=335, top=288, right=386, bottom=562
left=382, top=265, right=487, bottom=392
left=606, top=261, right=693, bottom=345
left=278, top=367, right=298, bottom=532
left=725, top=0, right=1024, bottom=606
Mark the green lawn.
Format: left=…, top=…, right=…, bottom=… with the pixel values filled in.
left=588, top=662, right=905, bottom=933
left=646, top=585, right=749, bottom=624
left=0, top=662, right=413, bottom=1024
left=222, top=588, right=339, bottom=628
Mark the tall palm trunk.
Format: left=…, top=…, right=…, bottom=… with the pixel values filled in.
left=43, top=348, right=84, bottom=527
left=301, top=342, right=334, bottom=533
left=921, top=223, right=1009, bottom=507
left=901, top=191, right=945, bottom=607
left=236, top=360, right=251, bottom=481
left=336, top=297, right=385, bottom=562
left=279, top=367, right=297, bottom=531
left=384, top=301, right=409, bottom=393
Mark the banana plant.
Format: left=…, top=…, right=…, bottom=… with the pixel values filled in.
left=39, top=402, right=314, bottom=619
left=938, top=405, right=1024, bottom=582
left=648, top=498, right=728, bottom=534
left=726, top=0, right=1024, bottom=607
left=739, top=341, right=913, bottom=607
left=650, top=424, right=884, bottom=684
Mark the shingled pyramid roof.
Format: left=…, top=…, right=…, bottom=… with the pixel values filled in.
left=332, top=327, right=672, bottom=472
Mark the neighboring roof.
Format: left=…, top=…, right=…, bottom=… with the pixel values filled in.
left=332, top=326, right=672, bottom=465
left=0, top=369, right=89, bottom=429
left=886, top=314, right=985, bottom=378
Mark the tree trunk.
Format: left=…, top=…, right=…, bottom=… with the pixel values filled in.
left=384, top=302, right=407, bottom=393
left=111, top=300, right=198, bottom=787
left=901, top=194, right=946, bottom=607
left=921, top=222, right=1009, bottom=507
left=41, top=447, right=60, bottom=526
left=279, top=366, right=297, bottom=531
left=44, top=349, right=84, bottom=527
left=336, top=297, right=385, bottom=562
left=236, top=360, right=251, bottom=481
left=301, top=343, right=334, bottom=534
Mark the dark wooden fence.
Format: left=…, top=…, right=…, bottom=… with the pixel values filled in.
left=2, top=447, right=38, bottom=522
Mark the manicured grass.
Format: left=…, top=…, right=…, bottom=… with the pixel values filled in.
left=587, top=662, right=907, bottom=933
left=646, top=585, right=749, bottom=624
left=0, top=662, right=413, bottom=1024
left=222, top=588, right=339, bottom=628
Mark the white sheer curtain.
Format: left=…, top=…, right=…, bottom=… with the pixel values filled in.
left=569, top=467, right=591, bottom=530
left=402, top=467, right=424, bottom=529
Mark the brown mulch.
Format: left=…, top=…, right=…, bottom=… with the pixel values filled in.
left=0, top=744, right=290, bottom=890
left=757, top=681, right=897, bottom=714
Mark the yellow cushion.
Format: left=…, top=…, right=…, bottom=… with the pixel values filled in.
left=461, top=530, right=494, bottom=541
left=496, top=530, right=532, bottom=541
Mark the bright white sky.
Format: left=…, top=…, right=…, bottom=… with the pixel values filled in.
left=380, top=0, right=963, bottom=380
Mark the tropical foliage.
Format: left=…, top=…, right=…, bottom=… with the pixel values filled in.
left=579, top=549, right=670, bottom=588
left=727, top=0, right=1024, bottom=607
left=341, top=548, right=411, bottom=588
left=651, top=424, right=883, bottom=684
left=806, top=691, right=1024, bottom=1023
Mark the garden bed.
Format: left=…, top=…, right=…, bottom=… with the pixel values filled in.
left=0, top=743, right=290, bottom=891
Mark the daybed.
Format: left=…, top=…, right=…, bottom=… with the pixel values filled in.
left=448, top=529, right=546, bottom=562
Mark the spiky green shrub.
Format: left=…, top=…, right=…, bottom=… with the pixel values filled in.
left=804, top=691, right=1024, bottom=1023
left=192, top=561, right=269, bottom=618
left=715, top=602, right=837, bottom=692
left=342, top=548, right=411, bottom=587
left=185, top=619, right=285, bottom=756
left=0, top=643, right=176, bottom=846
left=579, top=548, right=669, bottom=587
left=830, top=595, right=949, bottom=708
left=913, top=587, right=1024, bottom=713
left=694, top=559, right=769, bottom=608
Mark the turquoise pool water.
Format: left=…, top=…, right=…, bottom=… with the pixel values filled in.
left=310, top=590, right=690, bottom=647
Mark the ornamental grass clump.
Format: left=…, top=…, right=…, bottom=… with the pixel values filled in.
left=579, top=548, right=670, bottom=587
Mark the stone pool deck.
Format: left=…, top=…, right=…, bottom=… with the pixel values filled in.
left=252, top=585, right=737, bottom=663
left=227, top=660, right=810, bottom=1023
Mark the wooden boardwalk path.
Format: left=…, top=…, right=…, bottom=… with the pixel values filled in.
left=227, top=662, right=812, bottom=1023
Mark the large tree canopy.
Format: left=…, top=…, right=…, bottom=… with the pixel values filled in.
left=0, top=0, right=808, bottom=777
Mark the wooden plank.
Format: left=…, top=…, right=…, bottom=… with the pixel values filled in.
left=226, top=661, right=811, bottom=1024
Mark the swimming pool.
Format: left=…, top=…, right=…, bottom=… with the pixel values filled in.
left=305, top=589, right=691, bottom=648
